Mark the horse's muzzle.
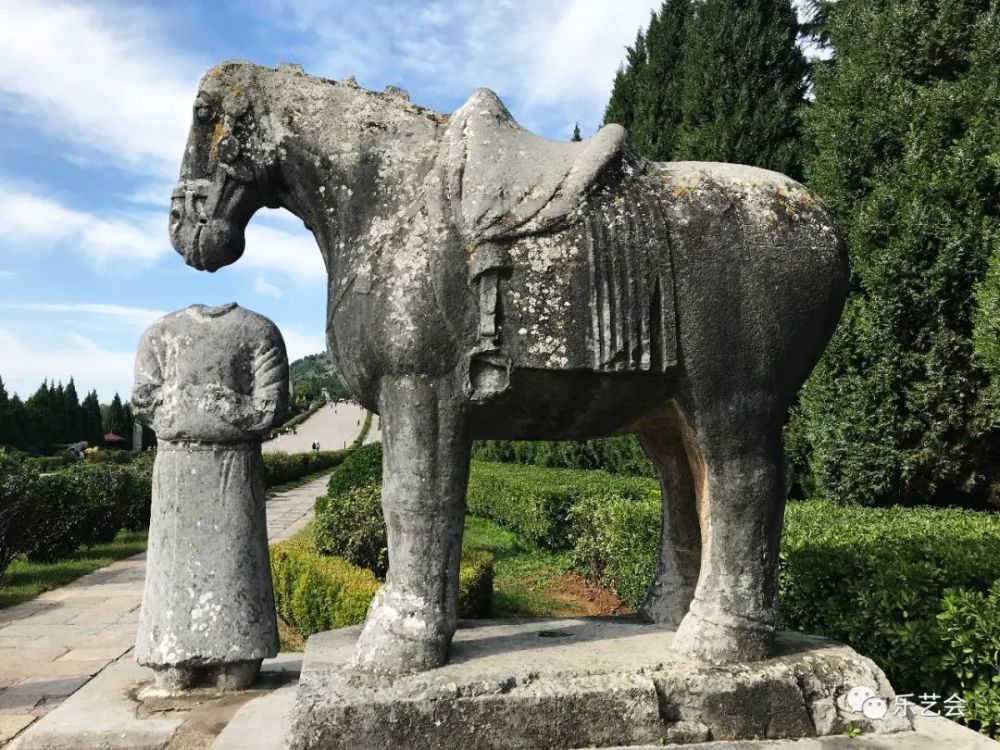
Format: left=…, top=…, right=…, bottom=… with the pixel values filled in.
left=169, top=179, right=246, bottom=271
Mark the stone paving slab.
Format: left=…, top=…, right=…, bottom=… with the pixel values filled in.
left=0, top=470, right=334, bottom=748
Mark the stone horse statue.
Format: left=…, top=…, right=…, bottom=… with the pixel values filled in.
left=170, top=61, right=848, bottom=674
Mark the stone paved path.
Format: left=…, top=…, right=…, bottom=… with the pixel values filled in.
left=263, top=401, right=369, bottom=454
left=0, top=471, right=333, bottom=747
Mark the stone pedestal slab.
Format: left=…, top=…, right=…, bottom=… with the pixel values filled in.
left=289, top=618, right=914, bottom=750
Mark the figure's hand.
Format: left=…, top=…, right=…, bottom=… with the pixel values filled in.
left=198, top=384, right=258, bottom=429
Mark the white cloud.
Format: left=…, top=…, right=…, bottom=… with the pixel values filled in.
left=254, top=276, right=284, bottom=299
left=256, top=0, right=660, bottom=135
left=242, top=222, right=327, bottom=283
left=0, top=184, right=168, bottom=267
left=0, top=183, right=327, bottom=280
left=0, top=271, right=16, bottom=279
left=279, top=327, right=326, bottom=362
left=126, top=181, right=177, bottom=207
left=0, top=326, right=136, bottom=401
left=0, top=302, right=166, bottom=330
left=0, top=1, right=201, bottom=177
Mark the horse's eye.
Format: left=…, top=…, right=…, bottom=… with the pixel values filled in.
left=195, top=105, right=212, bottom=124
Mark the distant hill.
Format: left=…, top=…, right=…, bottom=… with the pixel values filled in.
left=289, top=353, right=349, bottom=405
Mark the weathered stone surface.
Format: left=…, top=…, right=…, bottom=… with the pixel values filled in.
left=289, top=620, right=912, bottom=750
left=170, top=61, right=849, bottom=672
left=613, top=710, right=1000, bottom=748
left=132, top=303, right=288, bottom=690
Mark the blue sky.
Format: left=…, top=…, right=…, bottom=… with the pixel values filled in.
left=0, top=0, right=674, bottom=401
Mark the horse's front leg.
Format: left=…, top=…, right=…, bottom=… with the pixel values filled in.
left=352, top=374, right=470, bottom=674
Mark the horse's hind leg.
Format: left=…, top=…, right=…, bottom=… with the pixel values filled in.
left=636, top=406, right=703, bottom=627
left=670, top=400, right=786, bottom=663
left=352, top=374, right=469, bottom=674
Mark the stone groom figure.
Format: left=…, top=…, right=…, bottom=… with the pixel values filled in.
left=132, top=303, right=288, bottom=691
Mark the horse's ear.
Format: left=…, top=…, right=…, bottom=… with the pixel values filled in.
left=223, top=90, right=251, bottom=119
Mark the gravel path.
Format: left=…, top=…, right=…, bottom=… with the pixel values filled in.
left=0, top=470, right=336, bottom=747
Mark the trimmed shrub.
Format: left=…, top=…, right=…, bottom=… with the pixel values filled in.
left=270, top=539, right=380, bottom=635
left=458, top=549, right=494, bottom=619
left=313, top=483, right=387, bottom=578
left=326, top=443, right=382, bottom=498
left=0, top=450, right=38, bottom=577
left=25, top=471, right=90, bottom=563
left=22, top=455, right=72, bottom=473
left=270, top=538, right=494, bottom=636
left=780, top=500, right=1000, bottom=734
left=70, top=463, right=132, bottom=545
left=569, top=491, right=661, bottom=608
left=262, top=450, right=346, bottom=488
left=473, top=436, right=654, bottom=477
left=120, top=453, right=154, bottom=531
left=937, top=584, right=1000, bottom=737
left=466, top=461, right=656, bottom=550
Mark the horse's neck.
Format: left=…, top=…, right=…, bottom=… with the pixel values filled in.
left=275, top=125, right=441, bottom=269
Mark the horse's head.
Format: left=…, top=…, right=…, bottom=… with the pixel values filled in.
left=170, top=62, right=277, bottom=271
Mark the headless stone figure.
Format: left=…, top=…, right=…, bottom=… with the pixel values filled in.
left=132, top=303, right=288, bottom=692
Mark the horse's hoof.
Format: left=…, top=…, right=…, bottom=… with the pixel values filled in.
left=672, top=605, right=774, bottom=663
left=351, top=587, right=451, bottom=674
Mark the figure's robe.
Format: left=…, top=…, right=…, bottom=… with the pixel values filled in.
left=132, top=303, right=287, bottom=668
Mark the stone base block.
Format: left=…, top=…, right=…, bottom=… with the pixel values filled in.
left=289, top=618, right=914, bottom=750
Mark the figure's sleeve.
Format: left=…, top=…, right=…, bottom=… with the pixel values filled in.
left=131, top=323, right=164, bottom=426
left=249, top=323, right=289, bottom=433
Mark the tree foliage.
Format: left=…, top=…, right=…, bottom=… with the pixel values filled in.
left=0, top=377, right=133, bottom=455
left=675, top=0, right=807, bottom=177
left=788, top=0, right=1000, bottom=507
left=604, top=0, right=805, bottom=175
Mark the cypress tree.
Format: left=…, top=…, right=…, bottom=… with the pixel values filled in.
left=675, top=0, right=807, bottom=178
left=630, top=0, right=691, bottom=160
left=104, top=393, right=128, bottom=440
left=81, top=390, right=103, bottom=448
left=604, top=29, right=647, bottom=134
left=787, top=0, right=1000, bottom=507
left=0, top=376, right=9, bottom=447
left=62, top=378, right=82, bottom=443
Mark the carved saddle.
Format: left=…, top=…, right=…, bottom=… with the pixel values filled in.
left=433, top=89, right=633, bottom=398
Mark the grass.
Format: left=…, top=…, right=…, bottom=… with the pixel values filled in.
left=0, top=529, right=148, bottom=610
left=462, top=515, right=573, bottom=617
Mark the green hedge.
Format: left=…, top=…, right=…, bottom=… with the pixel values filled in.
left=0, top=451, right=39, bottom=577
left=780, top=501, right=1000, bottom=735
left=473, top=436, right=654, bottom=477
left=270, top=537, right=494, bottom=636
left=466, top=461, right=656, bottom=550
left=569, top=491, right=661, bottom=608
left=458, top=549, right=494, bottom=619
left=313, top=483, right=387, bottom=577
left=262, top=450, right=347, bottom=487
left=0, top=448, right=338, bottom=572
left=326, top=442, right=382, bottom=498
left=270, top=538, right=380, bottom=635
left=320, top=446, right=657, bottom=552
